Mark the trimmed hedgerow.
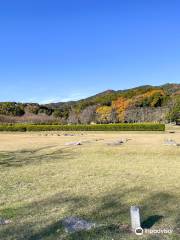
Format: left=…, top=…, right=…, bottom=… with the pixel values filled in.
left=0, top=123, right=165, bottom=131
left=0, top=124, right=26, bottom=132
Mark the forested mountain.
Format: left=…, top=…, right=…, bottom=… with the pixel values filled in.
left=0, top=83, right=179, bottom=124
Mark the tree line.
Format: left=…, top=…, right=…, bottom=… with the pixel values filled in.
left=0, top=84, right=179, bottom=124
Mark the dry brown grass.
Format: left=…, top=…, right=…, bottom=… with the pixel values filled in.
left=0, top=127, right=180, bottom=239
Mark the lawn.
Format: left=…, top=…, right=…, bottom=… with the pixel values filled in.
left=0, top=127, right=180, bottom=240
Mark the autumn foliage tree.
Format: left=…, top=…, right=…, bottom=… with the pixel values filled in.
left=96, top=106, right=114, bottom=123
left=133, top=89, right=165, bottom=107
left=112, top=97, right=132, bottom=122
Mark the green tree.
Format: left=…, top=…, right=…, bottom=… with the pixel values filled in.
left=0, top=102, right=25, bottom=116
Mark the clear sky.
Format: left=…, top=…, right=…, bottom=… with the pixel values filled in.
left=0, top=0, right=180, bottom=103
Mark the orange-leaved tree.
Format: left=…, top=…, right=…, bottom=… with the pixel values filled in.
left=112, top=97, right=133, bottom=122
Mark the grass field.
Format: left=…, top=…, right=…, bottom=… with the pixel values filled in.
left=0, top=126, right=180, bottom=239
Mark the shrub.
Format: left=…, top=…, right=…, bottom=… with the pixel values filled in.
left=0, top=123, right=165, bottom=131
left=0, top=124, right=26, bottom=132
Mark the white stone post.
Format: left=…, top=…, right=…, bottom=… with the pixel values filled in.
left=130, top=206, right=141, bottom=232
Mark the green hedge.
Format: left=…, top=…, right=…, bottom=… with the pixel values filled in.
left=0, top=123, right=165, bottom=131
left=0, top=125, right=26, bottom=132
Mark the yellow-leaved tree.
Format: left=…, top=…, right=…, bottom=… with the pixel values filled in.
left=96, top=106, right=113, bottom=123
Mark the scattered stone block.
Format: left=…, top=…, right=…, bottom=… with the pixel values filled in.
left=164, top=139, right=177, bottom=146
left=65, top=141, right=82, bottom=146
left=0, top=218, right=12, bottom=225
left=62, top=217, right=96, bottom=233
left=95, top=138, right=104, bottom=141
left=64, top=134, right=75, bottom=136
left=107, top=139, right=127, bottom=146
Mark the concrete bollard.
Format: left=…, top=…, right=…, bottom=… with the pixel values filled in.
left=130, top=206, right=141, bottom=232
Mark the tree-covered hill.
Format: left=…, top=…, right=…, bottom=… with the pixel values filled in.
left=0, top=83, right=179, bottom=124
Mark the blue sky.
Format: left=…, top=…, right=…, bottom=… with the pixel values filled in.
left=0, top=0, right=180, bottom=103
